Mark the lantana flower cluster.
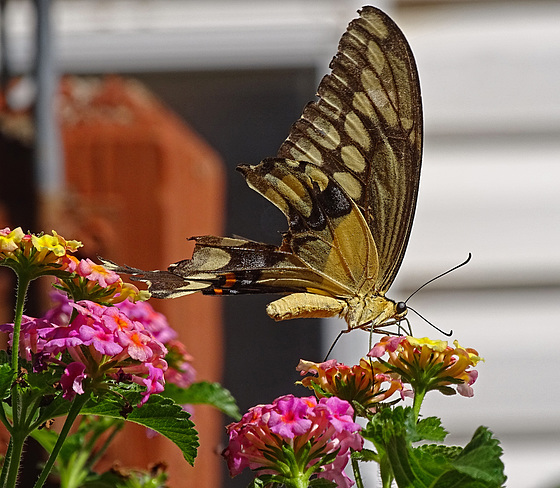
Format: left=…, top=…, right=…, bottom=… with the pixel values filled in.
left=368, top=335, right=482, bottom=397
left=0, top=226, right=195, bottom=405
left=1, top=299, right=168, bottom=405
left=0, top=227, right=81, bottom=276
left=297, top=357, right=406, bottom=413
left=55, top=256, right=149, bottom=305
left=223, top=394, right=363, bottom=488
left=46, top=292, right=197, bottom=391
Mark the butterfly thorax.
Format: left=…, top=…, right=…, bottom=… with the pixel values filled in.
left=343, top=293, right=407, bottom=331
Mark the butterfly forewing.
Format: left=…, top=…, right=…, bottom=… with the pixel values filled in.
left=277, top=7, right=422, bottom=293
left=105, top=6, right=422, bottom=331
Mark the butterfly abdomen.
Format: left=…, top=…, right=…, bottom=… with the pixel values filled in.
left=266, top=293, right=346, bottom=322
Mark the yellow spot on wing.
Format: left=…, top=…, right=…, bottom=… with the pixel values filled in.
left=353, top=91, right=375, bottom=118
left=194, top=248, right=231, bottom=270
left=289, top=139, right=324, bottom=165
left=344, top=111, right=370, bottom=150
left=307, top=116, right=340, bottom=150
left=340, top=145, right=366, bottom=173
left=263, top=173, right=312, bottom=218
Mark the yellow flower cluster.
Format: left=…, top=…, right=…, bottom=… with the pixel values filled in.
left=0, top=227, right=82, bottom=277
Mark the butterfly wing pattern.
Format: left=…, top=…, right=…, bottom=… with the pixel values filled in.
left=106, top=6, right=422, bottom=332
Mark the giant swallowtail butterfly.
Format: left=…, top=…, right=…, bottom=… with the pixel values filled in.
left=107, top=6, right=422, bottom=332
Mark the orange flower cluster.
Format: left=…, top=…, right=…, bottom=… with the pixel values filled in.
left=297, top=357, right=405, bottom=412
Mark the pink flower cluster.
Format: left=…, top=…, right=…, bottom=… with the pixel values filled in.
left=115, top=298, right=196, bottom=388
left=45, top=292, right=197, bottom=391
left=223, top=394, right=363, bottom=488
left=55, top=256, right=148, bottom=304
left=1, top=300, right=169, bottom=406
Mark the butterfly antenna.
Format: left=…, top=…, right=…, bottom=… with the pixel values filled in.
left=324, top=330, right=345, bottom=361
left=404, top=253, right=472, bottom=304
left=407, top=306, right=452, bottom=337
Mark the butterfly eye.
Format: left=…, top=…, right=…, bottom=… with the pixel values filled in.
left=396, top=302, right=407, bottom=315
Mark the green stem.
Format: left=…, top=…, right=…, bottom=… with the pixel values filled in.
left=3, top=424, right=27, bottom=488
left=351, top=454, right=364, bottom=488
left=0, top=438, right=13, bottom=488
left=412, top=388, right=426, bottom=423
left=32, top=393, right=90, bottom=488
left=6, top=273, right=32, bottom=483
left=11, top=274, right=31, bottom=373
left=374, top=443, right=394, bottom=488
left=284, top=475, right=309, bottom=488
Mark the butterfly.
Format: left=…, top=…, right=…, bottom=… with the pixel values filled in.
left=105, top=6, right=422, bottom=332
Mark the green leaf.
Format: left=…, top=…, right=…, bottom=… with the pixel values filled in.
left=0, top=363, right=14, bottom=400
left=415, top=443, right=462, bottom=461
left=161, top=381, right=241, bottom=420
left=449, top=426, right=507, bottom=485
left=33, top=392, right=74, bottom=428
left=415, top=416, right=448, bottom=442
left=351, top=448, right=379, bottom=463
left=362, top=407, right=506, bottom=488
left=309, top=478, right=337, bottom=487
left=81, top=389, right=198, bottom=465
left=362, top=406, right=416, bottom=446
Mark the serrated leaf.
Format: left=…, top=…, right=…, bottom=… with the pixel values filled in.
left=410, top=443, right=455, bottom=481
left=415, top=416, right=448, bottom=442
left=161, top=381, right=240, bottom=420
left=362, top=406, right=417, bottom=446
left=450, top=426, right=507, bottom=485
left=415, top=443, right=462, bottom=461
left=81, top=390, right=198, bottom=465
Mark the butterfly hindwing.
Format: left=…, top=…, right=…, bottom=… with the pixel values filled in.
left=238, top=159, right=379, bottom=297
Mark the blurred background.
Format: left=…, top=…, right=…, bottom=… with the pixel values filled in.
left=1, top=0, right=559, bottom=487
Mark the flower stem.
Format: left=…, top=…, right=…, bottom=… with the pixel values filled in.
left=284, top=476, right=309, bottom=488
left=412, top=388, right=426, bottom=423
left=351, top=454, right=364, bottom=488
left=3, top=424, right=27, bottom=488
left=32, top=393, right=90, bottom=488
left=11, top=274, right=31, bottom=373
left=3, top=274, right=32, bottom=488
left=0, top=438, right=13, bottom=488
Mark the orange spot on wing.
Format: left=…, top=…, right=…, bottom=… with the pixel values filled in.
left=223, top=273, right=237, bottom=288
